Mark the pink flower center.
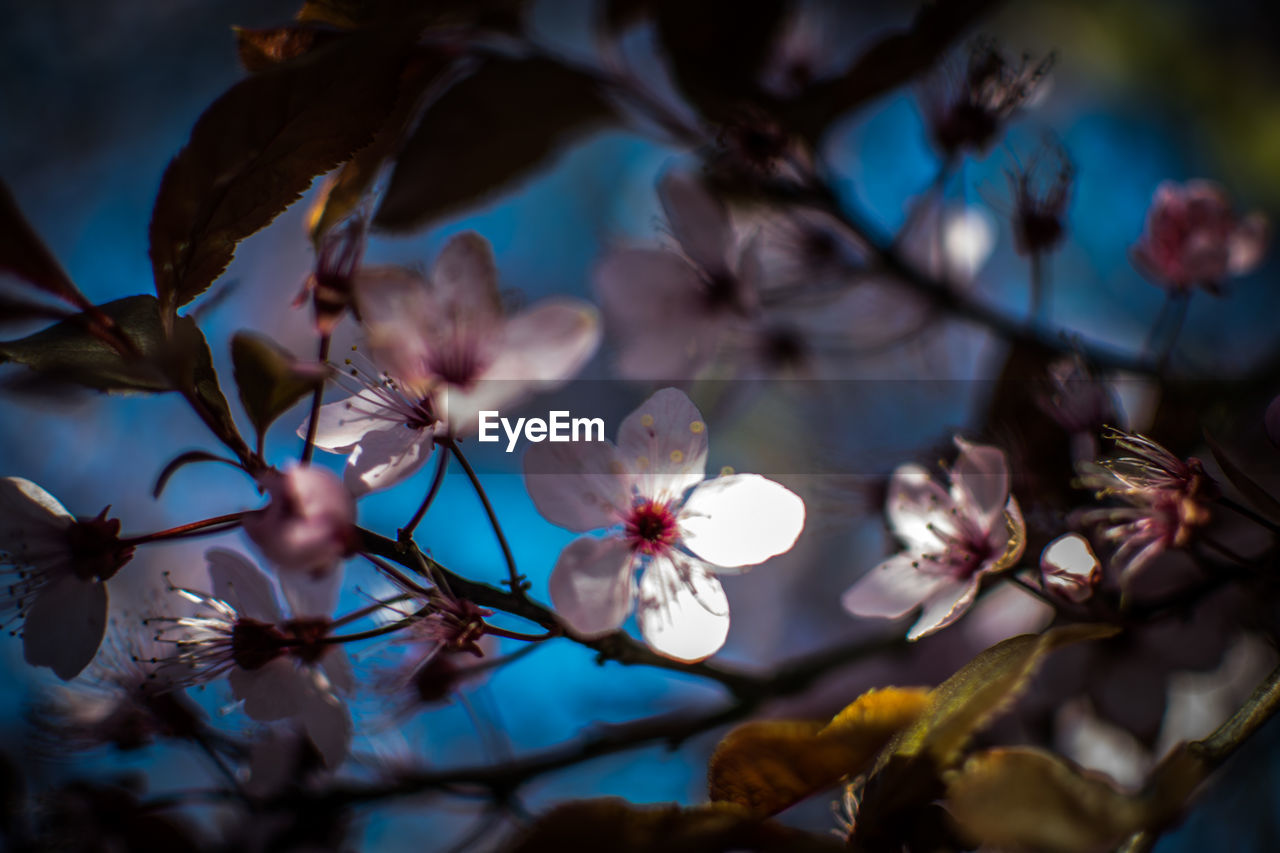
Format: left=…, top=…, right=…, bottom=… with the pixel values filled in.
left=427, top=338, right=486, bottom=389
left=624, top=500, right=679, bottom=556
left=917, top=521, right=996, bottom=581
left=230, top=618, right=287, bottom=670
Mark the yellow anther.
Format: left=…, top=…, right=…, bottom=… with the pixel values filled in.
left=689, top=420, right=705, bottom=434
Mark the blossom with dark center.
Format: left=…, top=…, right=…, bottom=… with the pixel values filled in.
left=295, top=218, right=366, bottom=334
left=595, top=173, right=763, bottom=380
left=1, top=477, right=134, bottom=680
left=922, top=39, right=1054, bottom=157
left=242, top=464, right=356, bottom=617
left=1008, top=141, right=1074, bottom=256
left=150, top=549, right=353, bottom=766
left=307, top=232, right=600, bottom=494
left=32, top=615, right=204, bottom=753
left=524, top=388, right=805, bottom=661
left=842, top=438, right=1026, bottom=640
left=1078, top=429, right=1214, bottom=586
left=1131, top=180, right=1268, bottom=294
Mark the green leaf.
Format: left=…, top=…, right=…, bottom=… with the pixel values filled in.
left=0, top=178, right=88, bottom=309
left=883, top=624, right=1119, bottom=770
left=374, top=57, right=616, bottom=231
left=0, top=295, right=250, bottom=460
left=707, top=687, right=930, bottom=816
left=945, top=747, right=1152, bottom=853
left=851, top=625, right=1119, bottom=850
left=149, top=28, right=417, bottom=314
left=0, top=295, right=180, bottom=392
left=231, top=331, right=324, bottom=448
left=308, top=50, right=451, bottom=243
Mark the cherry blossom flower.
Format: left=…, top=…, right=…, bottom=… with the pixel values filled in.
left=1130, top=180, right=1268, bottom=294
left=595, top=173, right=762, bottom=380
left=1040, top=533, right=1101, bottom=604
left=1008, top=140, right=1073, bottom=256
left=1078, top=429, right=1213, bottom=587
left=1, top=477, right=134, bottom=680
left=523, top=388, right=805, bottom=661
left=921, top=39, right=1054, bottom=157
left=151, top=548, right=353, bottom=766
left=308, top=232, right=600, bottom=495
left=242, top=464, right=356, bottom=617
left=842, top=438, right=1026, bottom=640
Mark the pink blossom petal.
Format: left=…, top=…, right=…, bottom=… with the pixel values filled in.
left=207, top=548, right=282, bottom=623
left=548, top=535, right=636, bottom=637
left=1228, top=212, right=1269, bottom=275
left=482, top=299, right=601, bottom=384
left=344, top=424, right=434, bottom=496
left=637, top=554, right=730, bottom=662
left=594, top=248, right=718, bottom=380
left=524, top=441, right=632, bottom=532
left=907, top=577, right=978, bottom=640
left=841, top=553, right=948, bottom=620
left=949, top=437, right=1011, bottom=534
left=617, top=388, right=709, bottom=501
left=430, top=231, right=502, bottom=319
left=658, top=172, right=732, bottom=273
left=678, top=474, right=805, bottom=569
left=22, top=575, right=107, bottom=680
left=352, top=266, right=434, bottom=387
left=885, top=463, right=955, bottom=552
left=278, top=568, right=342, bottom=620
left=297, top=678, right=352, bottom=767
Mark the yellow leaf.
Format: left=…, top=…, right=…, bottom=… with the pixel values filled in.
left=708, top=687, right=929, bottom=816
left=946, top=747, right=1150, bottom=853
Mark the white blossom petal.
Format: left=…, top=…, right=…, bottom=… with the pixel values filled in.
left=306, top=391, right=410, bottom=452
left=908, top=578, right=979, bottom=640
left=320, top=646, right=355, bottom=694
left=841, top=553, right=949, bottom=620
left=617, top=387, right=709, bottom=501
left=22, top=575, right=107, bottom=680
left=678, top=474, right=804, bottom=569
left=547, top=536, right=636, bottom=637
left=885, top=463, right=956, bottom=552
left=524, top=441, right=632, bottom=532
left=297, top=674, right=352, bottom=767
left=344, top=424, right=434, bottom=496
left=231, top=658, right=300, bottom=721
left=207, top=548, right=282, bottom=623
left=637, top=554, right=730, bottom=662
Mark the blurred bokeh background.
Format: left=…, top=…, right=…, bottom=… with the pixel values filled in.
left=3, top=0, right=1280, bottom=848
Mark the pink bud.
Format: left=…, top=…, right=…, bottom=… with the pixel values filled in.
left=243, top=465, right=356, bottom=616
left=1041, top=533, right=1101, bottom=603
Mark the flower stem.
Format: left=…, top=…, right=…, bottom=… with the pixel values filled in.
left=442, top=438, right=524, bottom=598
left=482, top=624, right=560, bottom=643
left=399, top=449, right=450, bottom=541
left=300, top=333, right=332, bottom=465
left=1029, top=249, right=1049, bottom=326
left=120, top=512, right=246, bottom=546
left=330, top=594, right=412, bottom=629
